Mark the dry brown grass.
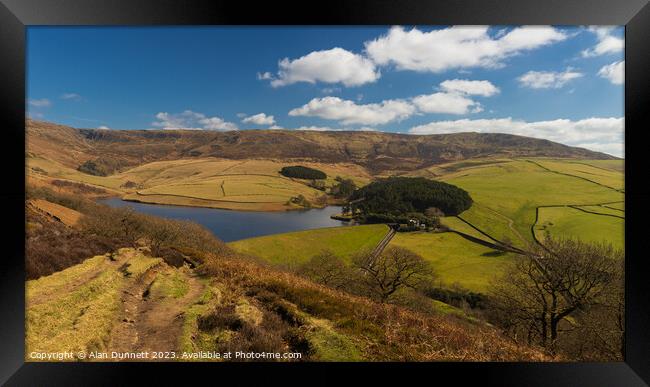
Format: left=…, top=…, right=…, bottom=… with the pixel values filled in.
left=28, top=199, right=83, bottom=227
left=198, top=252, right=551, bottom=361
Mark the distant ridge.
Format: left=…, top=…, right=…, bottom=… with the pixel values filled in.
left=26, top=119, right=616, bottom=174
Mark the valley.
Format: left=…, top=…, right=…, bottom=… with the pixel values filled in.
left=25, top=119, right=624, bottom=362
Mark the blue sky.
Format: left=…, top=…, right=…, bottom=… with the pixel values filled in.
left=27, top=26, right=624, bottom=156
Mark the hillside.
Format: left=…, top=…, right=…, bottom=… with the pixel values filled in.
left=26, top=119, right=615, bottom=175
left=25, top=198, right=549, bottom=362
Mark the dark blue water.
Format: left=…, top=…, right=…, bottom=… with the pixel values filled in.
left=99, top=198, right=349, bottom=242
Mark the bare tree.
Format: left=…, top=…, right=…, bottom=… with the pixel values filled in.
left=298, top=250, right=350, bottom=289
left=145, top=217, right=181, bottom=257
left=352, top=246, right=433, bottom=302
left=489, top=238, right=623, bottom=358
left=80, top=205, right=143, bottom=246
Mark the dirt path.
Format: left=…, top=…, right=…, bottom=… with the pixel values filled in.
left=108, top=265, right=205, bottom=358
left=133, top=269, right=204, bottom=354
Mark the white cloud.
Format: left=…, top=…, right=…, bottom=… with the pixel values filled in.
left=409, top=116, right=624, bottom=157
left=289, top=96, right=415, bottom=125
left=365, top=26, right=567, bottom=73
left=257, top=72, right=273, bottom=80
left=269, top=125, right=284, bottom=130
left=242, top=113, right=276, bottom=126
left=152, top=110, right=238, bottom=131
left=28, top=98, right=51, bottom=107
left=598, top=60, right=624, bottom=85
left=60, top=93, right=82, bottom=100
left=269, top=47, right=380, bottom=87
left=581, top=26, right=624, bottom=57
left=518, top=68, right=583, bottom=89
left=412, top=92, right=482, bottom=114
left=440, top=79, right=500, bottom=96
left=97, top=125, right=110, bottom=130
left=289, top=77, right=499, bottom=125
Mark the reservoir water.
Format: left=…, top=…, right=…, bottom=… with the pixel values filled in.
left=99, top=198, right=349, bottom=242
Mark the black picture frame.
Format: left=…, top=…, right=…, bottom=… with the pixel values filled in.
left=1, top=0, right=649, bottom=385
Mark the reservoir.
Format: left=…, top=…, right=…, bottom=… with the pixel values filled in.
left=99, top=198, right=349, bottom=242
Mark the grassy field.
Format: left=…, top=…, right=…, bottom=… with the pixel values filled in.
left=534, top=206, right=624, bottom=249
left=531, top=159, right=624, bottom=191
left=389, top=231, right=516, bottom=293
left=228, top=224, right=389, bottom=266
left=429, top=159, right=624, bottom=248
left=27, top=156, right=126, bottom=192
left=28, top=156, right=374, bottom=211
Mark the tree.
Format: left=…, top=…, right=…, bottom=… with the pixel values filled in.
left=80, top=206, right=143, bottom=247
left=330, top=177, right=356, bottom=198
left=352, top=246, right=433, bottom=302
left=145, top=217, right=181, bottom=257
left=489, top=238, right=623, bottom=357
left=298, top=250, right=349, bottom=290
left=349, top=177, right=472, bottom=217
left=279, top=166, right=326, bottom=180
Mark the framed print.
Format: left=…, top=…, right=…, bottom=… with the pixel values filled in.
left=1, top=0, right=649, bottom=385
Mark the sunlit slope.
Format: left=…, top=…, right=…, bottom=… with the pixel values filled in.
left=26, top=249, right=163, bottom=355
left=389, top=232, right=516, bottom=293
left=27, top=156, right=126, bottom=192
left=427, top=158, right=624, bottom=249
left=27, top=156, right=373, bottom=211
left=228, top=224, right=389, bottom=266
left=534, top=206, right=624, bottom=249
left=118, top=158, right=370, bottom=210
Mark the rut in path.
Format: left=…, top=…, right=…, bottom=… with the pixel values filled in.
left=107, top=264, right=205, bottom=357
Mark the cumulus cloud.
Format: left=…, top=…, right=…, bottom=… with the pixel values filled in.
left=440, top=79, right=499, bottom=96
left=581, top=26, right=624, bottom=57
left=28, top=98, right=51, bottom=107
left=289, top=96, right=415, bottom=126
left=242, top=113, right=276, bottom=126
left=97, top=125, right=110, bottom=129
left=365, top=26, right=567, bottom=73
left=289, top=78, right=499, bottom=125
left=268, top=47, right=380, bottom=87
left=152, top=110, right=238, bottom=131
left=598, top=60, right=624, bottom=85
left=518, top=68, right=583, bottom=89
left=412, top=92, right=482, bottom=114
left=409, top=116, right=624, bottom=157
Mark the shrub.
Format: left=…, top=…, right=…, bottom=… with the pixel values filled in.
left=26, top=206, right=126, bottom=279
left=280, top=166, right=326, bottom=180
left=50, top=180, right=107, bottom=195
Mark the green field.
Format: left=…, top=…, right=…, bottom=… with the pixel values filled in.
left=433, top=159, right=624, bottom=248
left=389, top=231, right=516, bottom=293
left=534, top=206, right=624, bottom=249
left=228, top=224, right=389, bottom=266
left=532, top=159, right=624, bottom=191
